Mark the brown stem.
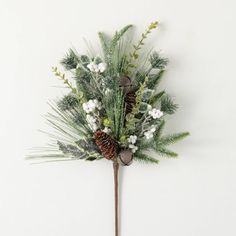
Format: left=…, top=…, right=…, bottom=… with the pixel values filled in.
left=113, top=161, right=119, bottom=236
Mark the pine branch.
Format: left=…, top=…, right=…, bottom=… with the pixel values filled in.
left=158, top=132, right=190, bottom=146
left=134, top=152, right=159, bottom=164
left=138, top=120, right=166, bottom=152
left=47, top=103, right=91, bottom=141
left=113, top=89, right=125, bottom=139
left=154, top=120, right=165, bottom=140
left=98, top=24, right=132, bottom=70
left=74, top=69, right=99, bottom=101
left=149, top=51, right=168, bottom=70
left=149, top=90, right=165, bottom=105
left=155, top=147, right=178, bottom=158
left=57, top=94, right=79, bottom=111
left=161, top=95, right=178, bottom=114
left=147, top=70, right=165, bottom=89
left=98, top=32, right=110, bottom=62
left=61, top=49, right=80, bottom=70
left=110, top=25, right=133, bottom=53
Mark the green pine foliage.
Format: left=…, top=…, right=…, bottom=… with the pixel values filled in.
left=29, top=21, right=189, bottom=164
left=149, top=90, right=165, bottom=105
left=134, top=152, right=159, bottom=164
left=149, top=51, right=168, bottom=70
left=160, top=95, right=178, bottom=114
left=98, top=24, right=133, bottom=75
left=147, top=70, right=165, bottom=89
left=157, top=132, right=190, bottom=146
left=57, top=94, right=79, bottom=111
left=155, top=147, right=178, bottom=158
left=61, top=49, right=80, bottom=70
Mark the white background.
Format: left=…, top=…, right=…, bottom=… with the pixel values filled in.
left=0, top=0, right=236, bottom=235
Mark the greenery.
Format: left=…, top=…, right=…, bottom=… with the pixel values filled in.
left=29, top=21, right=189, bottom=165
left=124, top=21, right=159, bottom=74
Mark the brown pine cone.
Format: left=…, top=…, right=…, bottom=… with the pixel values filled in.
left=95, top=130, right=119, bottom=160
left=124, top=91, right=136, bottom=114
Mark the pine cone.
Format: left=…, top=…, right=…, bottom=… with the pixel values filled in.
left=95, top=130, right=119, bottom=160
left=125, top=91, right=136, bottom=114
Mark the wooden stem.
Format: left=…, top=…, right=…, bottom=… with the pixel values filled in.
left=113, top=161, right=119, bottom=236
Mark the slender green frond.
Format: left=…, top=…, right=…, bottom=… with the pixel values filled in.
left=98, top=32, right=110, bottom=60
left=158, top=132, right=190, bottom=146
left=155, top=147, right=178, bottom=158
left=134, top=152, right=159, bottom=164
left=110, top=25, right=133, bottom=52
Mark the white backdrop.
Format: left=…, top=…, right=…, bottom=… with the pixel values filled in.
left=0, top=0, right=236, bottom=235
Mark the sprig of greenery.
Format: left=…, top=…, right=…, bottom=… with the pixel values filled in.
left=125, top=76, right=149, bottom=133
left=157, top=132, right=190, bottom=146
left=30, top=22, right=189, bottom=165
left=155, top=147, right=178, bottom=158
left=61, top=49, right=80, bottom=70
left=113, top=89, right=125, bottom=139
left=149, top=90, right=165, bottom=105
left=161, top=95, right=178, bottom=114
left=98, top=24, right=133, bottom=75
left=57, top=94, right=79, bottom=111
left=134, top=152, right=159, bottom=164
left=147, top=70, right=165, bottom=89
left=149, top=51, right=168, bottom=70
left=52, top=67, right=77, bottom=94
left=124, top=21, right=159, bottom=74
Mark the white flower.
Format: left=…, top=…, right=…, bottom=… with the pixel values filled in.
left=98, top=63, right=106, bottom=73
left=88, top=122, right=98, bottom=131
left=105, top=88, right=111, bottom=95
left=127, top=135, right=137, bottom=144
left=82, top=99, right=101, bottom=113
left=129, top=144, right=138, bottom=153
left=87, top=62, right=99, bottom=72
left=144, top=126, right=156, bottom=140
left=148, top=108, right=163, bottom=119
left=93, top=99, right=102, bottom=110
left=86, top=114, right=98, bottom=131
left=87, top=61, right=106, bottom=73
left=102, top=127, right=111, bottom=134
left=144, top=131, right=154, bottom=139
left=86, top=114, right=96, bottom=124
